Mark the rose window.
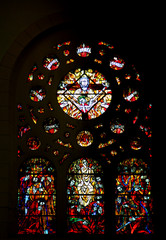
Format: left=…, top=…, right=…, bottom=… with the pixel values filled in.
left=57, top=69, right=112, bottom=120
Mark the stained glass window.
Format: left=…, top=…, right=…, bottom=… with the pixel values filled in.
left=115, top=158, right=153, bottom=234
left=16, top=38, right=153, bottom=237
left=67, top=158, right=105, bottom=234
left=18, top=158, right=56, bottom=234
left=57, top=69, right=112, bottom=120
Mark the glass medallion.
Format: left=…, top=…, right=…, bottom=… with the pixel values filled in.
left=130, top=137, right=142, bottom=150
left=63, top=50, right=70, bottom=56
left=29, top=86, right=46, bottom=102
left=76, top=130, right=93, bottom=147
left=110, top=120, right=125, bottom=134
left=109, top=57, right=125, bottom=70
left=43, top=117, right=60, bottom=134
left=43, top=55, right=60, bottom=70
left=57, top=69, right=112, bottom=120
left=77, top=43, right=91, bottom=57
left=123, top=87, right=139, bottom=102
left=27, top=137, right=41, bottom=150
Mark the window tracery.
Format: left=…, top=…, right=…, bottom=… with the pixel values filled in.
left=16, top=39, right=153, bottom=237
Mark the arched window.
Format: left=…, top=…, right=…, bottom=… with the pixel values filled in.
left=16, top=34, right=153, bottom=238
left=115, top=158, right=153, bottom=234
left=67, top=158, right=104, bottom=234
left=18, top=158, right=56, bottom=234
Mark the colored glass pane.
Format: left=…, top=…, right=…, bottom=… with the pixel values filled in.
left=38, top=73, right=45, bottom=80
left=56, top=41, right=71, bottom=50
left=56, top=139, right=73, bottom=148
left=130, top=137, right=142, bottom=150
left=27, top=137, right=41, bottom=150
left=68, top=158, right=103, bottom=174
left=123, top=87, right=139, bottom=102
left=17, top=104, right=23, bottom=111
left=99, top=49, right=105, bottom=56
left=63, top=50, right=70, bottom=56
left=94, top=59, right=102, bottom=64
left=18, top=158, right=56, bottom=234
left=17, top=39, right=152, bottom=236
left=115, top=158, right=153, bottom=234
left=27, top=65, right=38, bottom=82
left=28, top=107, right=38, bottom=124
left=18, top=125, right=31, bottom=138
left=76, top=131, right=93, bottom=147
left=67, top=158, right=104, bottom=234
left=57, top=69, right=112, bottom=120
left=98, top=41, right=114, bottom=49
left=77, top=43, right=91, bottom=57
left=43, top=117, right=60, bottom=134
left=110, top=120, right=125, bottom=134
left=43, top=56, right=60, bottom=70
left=47, top=75, right=54, bottom=85
left=29, top=86, right=46, bottom=102
left=98, top=139, right=116, bottom=149
left=109, top=57, right=125, bottom=70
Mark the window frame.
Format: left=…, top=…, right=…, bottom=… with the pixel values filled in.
left=13, top=32, right=153, bottom=240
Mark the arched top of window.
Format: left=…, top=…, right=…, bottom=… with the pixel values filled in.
left=19, top=157, right=56, bottom=174
left=68, top=157, right=103, bottom=175
left=117, top=158, right=150, bottom=175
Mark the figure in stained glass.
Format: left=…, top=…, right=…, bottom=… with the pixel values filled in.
left=67, top=158, right=105, bottom=234
left=77, top=43, right=91, bottom=57
left=18, top=158, right=56, bottom=234
left=115, top=158, right=153, bottom=234
left=57, top=69, right=112, bottom=120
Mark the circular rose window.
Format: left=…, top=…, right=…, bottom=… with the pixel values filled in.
left=57, top=69, right=112, bottom=120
